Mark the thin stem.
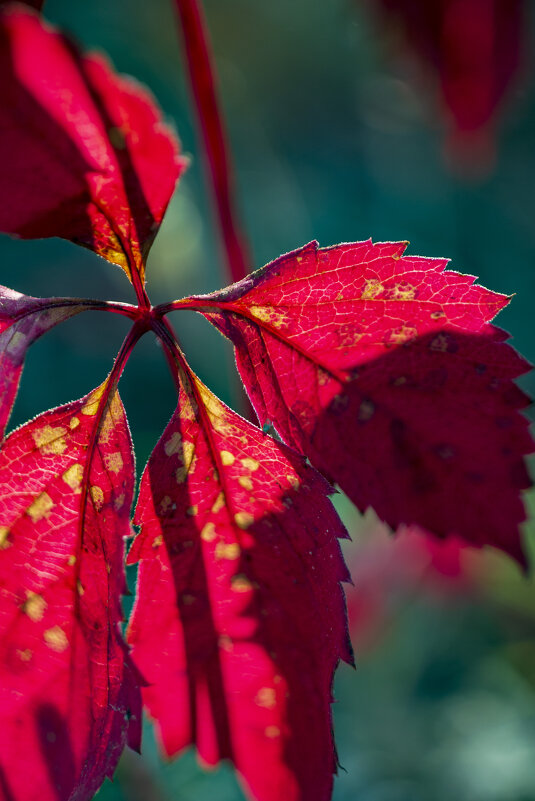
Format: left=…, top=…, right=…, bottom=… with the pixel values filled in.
left=173, top=0, right=251, bottom=284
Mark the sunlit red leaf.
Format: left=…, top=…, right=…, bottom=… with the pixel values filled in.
left=184, top=240, right=533, bottom=563
left=0, top=380, right=140, bottom=801
left=0, top=286, right=99, bottom=438
left=0, top=8, right=187, bottom=288
left=128, top=366, right=351, bottom=801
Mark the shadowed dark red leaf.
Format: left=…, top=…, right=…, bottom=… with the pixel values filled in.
left=0, top=8, right=187, bottom=288
left=128, top=365, right=351, bottom=801
left=0, top=380, right=140, bottom=801
left=181, top=240, right=533, bottom=563
left=0, top=286, right=104, bottom=438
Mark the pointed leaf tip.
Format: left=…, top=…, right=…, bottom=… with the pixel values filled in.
left=0, top=7, right=187, bottom=285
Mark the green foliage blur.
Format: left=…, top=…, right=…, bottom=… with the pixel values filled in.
left=1, top=1, right=534, bottom=799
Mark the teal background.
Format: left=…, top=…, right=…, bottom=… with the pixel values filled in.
left=1, top=1, right=534, bottom=799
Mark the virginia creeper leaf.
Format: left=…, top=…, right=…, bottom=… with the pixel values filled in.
left=186, top=240, right=533, bottom=563
left=0, top=8, right=187, bottom=286
left=367, top=0, right=524, bottom=161
left=0, top=285, right=93, bottom=438
left=0, top=380, right=140, bottom=801
left=128, top=366, right=352, bottom=801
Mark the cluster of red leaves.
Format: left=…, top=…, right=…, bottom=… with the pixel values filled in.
left=366, top=0, right=524, bottom=165
left=0, top=7, right=532, bottom=801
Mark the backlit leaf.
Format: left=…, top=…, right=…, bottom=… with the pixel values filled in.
left=185, top=240, right=533, bottom=563
left=0, top=8, right=187, bottom=286
left=128, top=366, right=351, bottom=801
left=0, top=380, right=140, bottom=801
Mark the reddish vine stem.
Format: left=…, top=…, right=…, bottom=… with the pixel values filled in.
left=172, top=0, right=251, bottom=284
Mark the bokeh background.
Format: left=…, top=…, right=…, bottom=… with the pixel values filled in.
left=1, top=1, right=535, bottom=799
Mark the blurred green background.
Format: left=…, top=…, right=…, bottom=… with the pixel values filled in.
left=1, top=1, right=535, bottom=799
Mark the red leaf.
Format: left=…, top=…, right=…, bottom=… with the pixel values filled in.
left=0, top=380, right=140, bottom=801
left=367, top=0, right=524, bottom=165
left=0, top=286, right=93, bottom=438
left=127, top=366, right=351, bottom=801
left=0, top=8, right=187, bottom=287
left=183, top=240, right=533, bottom=563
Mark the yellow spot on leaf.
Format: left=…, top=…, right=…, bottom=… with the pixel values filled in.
left=231, top=574, right=253, bottom=593
left=164, top=431, right=182, bottom=456
left=241, top=457, right=259, bottom=472
left=221, top=450, right=235, bottom=466
left=186, top=505, right=198, bottom=516
left=286, top=475, right=300, bottom=490
left=389, top=326, right=417, bottom=346
left=256, top=687, right=277, bottom=709
left=6, top=331, right=27, bottom=355
left=105, top=451, right=123, bottom=474
left=17, top=648, right=32, bottom=662
left=249, top=306, right=288, bottom=328
left=67, top=555, right=77, bottom=566
left=391, top=282, right=415, bottom=300
left=0, top=526, right=11, bottom=549
left=22, top=592, right=47, bottom=622
left=90, top=486, right=105, bottom=511
left=175, top=440, right=196, bottom=483
left=219, top=634, right=233, bottom=652
left=430, top=333, right=450, bottom=352
left=77, top=580, right=85, bottom=596
left=44, top=626, right=68, bottom=653
left=361, top=279, right=384, bottom=300
left=114, top=493, right=125, bottom=511
left=265, top=726, right=280, bottom=739
left=215, top=542, right=241, bottom=561
left=234, top=512, right=254, bottom=530
left=238, top=476, right=253, bottom=491
left=431, top=309, right=446, bottom=320
left=69, top=416, right=80, bottom=430
left=27, top=492, right=54, bottom=523
left=62, top=463, right=83, bottom=493
left=82, top=384, right=106, bottom=416
left=159, top=496, right=172, bottom=514
left=33, top=425, right=67, bottom=455
left=201, top=522, right=217, bottom=542
left=153, top=534, right=163, bottom=548
left=211, top=492, right=225, bottom=514
left=358, top=400, right=375, bottom=422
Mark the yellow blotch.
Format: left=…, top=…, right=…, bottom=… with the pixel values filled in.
left=391, top=282, right=415, bottom=300
left=238, top=476, right=253, bottom=491
left=241, top=457, right=259, bottom=472
left=186, top=505, right=198, bottom=516
left=6, top=331, right=27, bottom=355
left=17, top=648, right=32, bottom=662
left=22, top=592, right=47, bottom=622
left=114, top=493, right=125, bottom=511
left=176, top=442, right=196, bottom=484
left=90, top=486, right=105, bottom=511
left=69, top=416, right=80, bottom=430
left=0, top=526, right=11, bottom=549
left=27, top=492, right=54, bottom=523
left=211, top=492, right=225, bottom=514
left=249, top=306, right=288, bottom=328
left=256, top=687, right=277, bottom=709
left=44, top=626, right=68, bottom=653
left=159, top=496, right=172, bottom=514
left=234, top=512, right=254, bottom=530
left=105, top=451, right=124, bottom=475
left=431, top=309, right=446, bottom=320
left=67, top=555, right=77, bottom=566
left=164, top=431, right=182, bottom=457
left=33, top=425, right=67, bottom=455
left=219, top=634, right=233, bottom=652
left=231, top=574, right=253, bottom=593
left=430, top=333, right=450, bottom=352
left=286, top=475, right=300, bottom=490
left=77, top=580, right=85, bottom=596
left=220, top=450, right=235, bottom=466
left=389, top=326, right=417, bottom=346
left=215, top=542, right=241, bottom=561
left=62, top=463, right=83, bottom=493
left=265, top=726, right=280, bottom=739
left=152, top=534, right=163, bottom=548
left=358, top=400, right=375, bottom=422
left=81, top=384, right=106, bottom=416
left=361, top=279, right=384, bottom=300
left=201, top=522, right=217, bottom=542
